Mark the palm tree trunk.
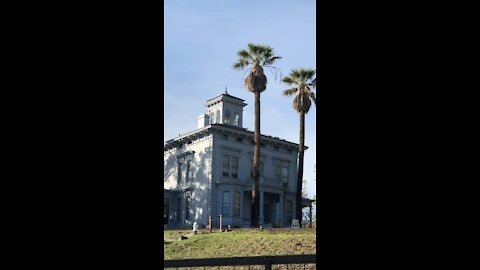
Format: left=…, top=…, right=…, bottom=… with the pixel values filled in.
left=296, top=110, right=305, bottom=228
left=251, top=90, right=261, bottom=228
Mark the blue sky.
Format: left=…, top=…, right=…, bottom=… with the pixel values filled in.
left=164, top=0, right=317, bottom=199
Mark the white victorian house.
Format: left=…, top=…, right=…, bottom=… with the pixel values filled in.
left=164, top=91, right=308, bottom=228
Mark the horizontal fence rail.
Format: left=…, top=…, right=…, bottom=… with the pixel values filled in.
left=164, top=254, right=316, bottom=269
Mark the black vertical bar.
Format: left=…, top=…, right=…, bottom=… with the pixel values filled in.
left=265, top=257, right=272, bottom=270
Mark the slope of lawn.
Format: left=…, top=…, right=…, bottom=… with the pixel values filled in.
left=164, top=228, right=316, bottom=260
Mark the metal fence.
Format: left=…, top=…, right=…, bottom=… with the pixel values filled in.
left=164, top=254, right=316, bottom=270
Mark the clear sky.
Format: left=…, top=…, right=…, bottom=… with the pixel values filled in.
left=164, top=0, right=317, bottom=199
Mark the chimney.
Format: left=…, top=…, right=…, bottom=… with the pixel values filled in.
left=198, top=114, right=209, bottom=128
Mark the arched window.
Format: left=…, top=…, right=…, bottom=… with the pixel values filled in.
left=224, top=110, right=231, bottom=124
left=210, top=112, right=215, bottom=124
left=216, top=109, right=220, bottom=124
left=233, top=112, right=240, bottom=126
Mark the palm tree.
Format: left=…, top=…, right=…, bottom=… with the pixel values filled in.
left=282, top=68, right=316, bottom=228
left=233, top=43, right=281, bottom=227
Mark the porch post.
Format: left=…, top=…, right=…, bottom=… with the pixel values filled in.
left=309, top=205, right=312, bottom=228
left=292, top=200, right=296, bottom=224
left=259, top=190, right=264, bottom=225
left=240, top=190, right=244, bottom=221
left=279, top=193, right=284, bottom=226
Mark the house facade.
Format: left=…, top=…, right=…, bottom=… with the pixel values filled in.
left=164, top=91, right=307, bottom=228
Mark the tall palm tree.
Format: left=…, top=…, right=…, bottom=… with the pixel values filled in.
left=233, top=43, right=281, bottom=227
left=282, top=68, right=316, bottom=228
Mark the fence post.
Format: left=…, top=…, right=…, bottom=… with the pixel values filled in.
left=265, top=257, right=272, bottom=270
left=219, top=214, right=222, bottom=231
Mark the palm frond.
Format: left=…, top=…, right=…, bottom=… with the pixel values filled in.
left=247, top=43, right=262, bottom=58
left=282, top=76, right=295, bottom=85
left=301, top=69, right=316, bottom=81
left=262, top=50, right=273, bottom=61
left=264, top=65, right=282, bottom=82
left=287, top=68, right=316, bottom=84
left=234, top=43, right=281, bottom=89
left=237, top=50, right=251, bottom=59
left=290, top=69, right=302, bottom=80
left=263, top=56, right=282, bottom=66
left=308, top=91, right=317, bottom=106
left=245, top=43, right=279, bottom=66
left=232, top=59, right=250, bottom=70
left=233, top=62, right=245, bottom=70
left=283, top=87, right=298, bottom=96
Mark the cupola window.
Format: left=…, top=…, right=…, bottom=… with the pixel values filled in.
left=210, top=112, right=215, bottom=124
left=224, top=110, right=231, bottom=124
left=233, top=112, right=240, bottom=126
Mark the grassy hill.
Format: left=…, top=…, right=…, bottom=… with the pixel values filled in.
left=164, top=228, right=316, bottom=260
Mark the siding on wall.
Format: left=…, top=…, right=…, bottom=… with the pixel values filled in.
left=164, top=134, right=213, bottom=227
left=164, top=125, right=303, bottom=228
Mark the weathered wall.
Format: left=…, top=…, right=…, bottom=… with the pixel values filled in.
left=164, top=134, right=213, bottom=227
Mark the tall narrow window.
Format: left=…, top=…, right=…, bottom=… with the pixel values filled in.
left=224, top=110, right=231, bottom=124
left=216, top=109, right=220, bottom=124
left=275, top=165, right=281, bottom=179
left=233, top=112, right=240, bottom=126
left=234, top=192, right=240, bottom=216
left=222, top=191, right=230, bottom=215
left=286, top=200, right=292, bottom=224
left=231, top=157, right=238, bottom=179
left=177, top=162, right=183, bottom=184
left=281, top=167, right=289, bottom=184
left=223, top=155, right=230, bottom=177
left=210, top=112, right=215, bottom=124
left=176, top=198, right=181, bottom=222
left=186, top=160, right=193, bottom=181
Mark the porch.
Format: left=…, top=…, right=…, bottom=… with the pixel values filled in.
left=241, top=190, right=293, bottom=228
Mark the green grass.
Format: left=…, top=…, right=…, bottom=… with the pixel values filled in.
left=164, top=228, right=316, bottom=260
